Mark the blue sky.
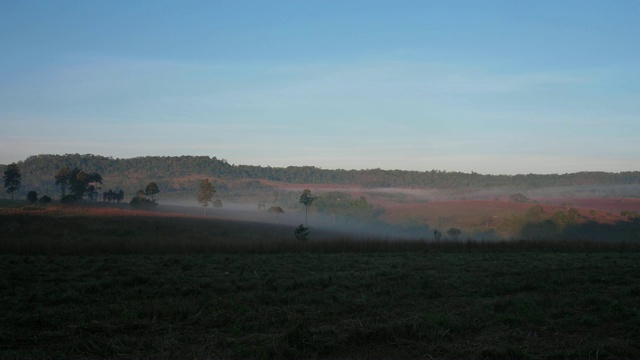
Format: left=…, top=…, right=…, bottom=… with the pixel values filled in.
left=1, top=0, right=639, bottom=174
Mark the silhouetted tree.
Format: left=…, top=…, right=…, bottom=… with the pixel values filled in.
left=3, top=163, right=22, bottom=200
left=103, top=189, right=116, bottom=202
left=26, top=191, right=38, bottom=204
left=299, top=189, right=316, bottom=227
left=116, top=189, right=125, bottom=203
left=197, top=179, right=216, bottom=215
left=69, top=168, right=88, bottom=200
left=145, top=182, right=160, bottom=201
left=86, top=172, right=103, bottom=201
left=55, top=166, right=71, bottom=198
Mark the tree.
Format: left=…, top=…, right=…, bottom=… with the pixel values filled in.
left=27, top=191, right=38, bottom=204
left=103, top=189, right=115, bottom=202
left=299, top=189, right=316, bottom=227
left=145, top=182, right=160, bottom=201
left=3, top=163, right=22, bottom=200
left=86, top=172, right=103, bottom=201
left=116, top=189, right=125, bottom=203
left=197, top=179, right=216, bottom=216
left=69, top=168, right=89, bottom=200
left=55, top=166, right=71, bottom=198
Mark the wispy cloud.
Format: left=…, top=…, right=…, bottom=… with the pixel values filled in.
left=1, top=55, right=638, bottom=173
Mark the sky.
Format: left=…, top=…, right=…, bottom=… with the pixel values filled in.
left=1, top=0, right=639, bottom=175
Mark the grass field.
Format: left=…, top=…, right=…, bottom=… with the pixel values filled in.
left=1, top=204, right=640, bottom=359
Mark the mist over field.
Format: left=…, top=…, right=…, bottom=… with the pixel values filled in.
left=157, top=200, right=429, bottom=240
left=148, top=180, right=640, bottom=242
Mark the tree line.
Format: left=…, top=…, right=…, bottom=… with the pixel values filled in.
left=6, top=154, right=640, bottom=199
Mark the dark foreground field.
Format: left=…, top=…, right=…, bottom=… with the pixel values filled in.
left=2, top=206, right=640, bottom=359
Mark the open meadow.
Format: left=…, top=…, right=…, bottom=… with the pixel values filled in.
left=1, top=204, right=640, bottom=359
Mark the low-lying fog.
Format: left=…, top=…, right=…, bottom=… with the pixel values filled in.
left=158, top=200, right=428, bottom=240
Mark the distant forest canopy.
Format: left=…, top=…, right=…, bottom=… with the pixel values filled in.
left=4, top=154, right=640, bottom=199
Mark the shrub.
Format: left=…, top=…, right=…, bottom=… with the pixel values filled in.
left=447, top=228, right=462, bottom=240
left=38, top=195, right=52, bottom=204
left=61, top=194, right=80, bottom=204
left=294, top=224, right=310, bottom=241
left=268, top=206, right=284, bottom=214
left=26, top=191, right=38, bottom=204
left=510, top=193, right=532, bottom=203
left=130, top=197, right=158, bottom=210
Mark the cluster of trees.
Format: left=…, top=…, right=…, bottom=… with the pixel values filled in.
left=55, top=166, right=103, bottom=203
left=129, top=182, right=162, bottom=210
left=4, top=161, right=181, bottom=212
left=103, top=189, right=125, bottom=203
left=498, top=205, right=585, bottom=239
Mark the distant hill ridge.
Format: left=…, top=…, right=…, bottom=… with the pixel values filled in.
left=3, top=154, right=640, bottom=199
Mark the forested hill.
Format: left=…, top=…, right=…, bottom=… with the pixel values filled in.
left=5, top=154, right=640, bottom=197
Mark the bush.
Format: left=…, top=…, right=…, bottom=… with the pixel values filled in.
left=446, top=228, right=462, bottom=240
left=38, top=195, right=52, bottom=204
left=61, top=194, right=80, bottom=204
left=294, top=224, right=310, bottom=241
left=129, top=197, right=158, bottom=210
left=268, top=206, right=284, bottom=214
left=26, top=191, right=38, bottom=204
